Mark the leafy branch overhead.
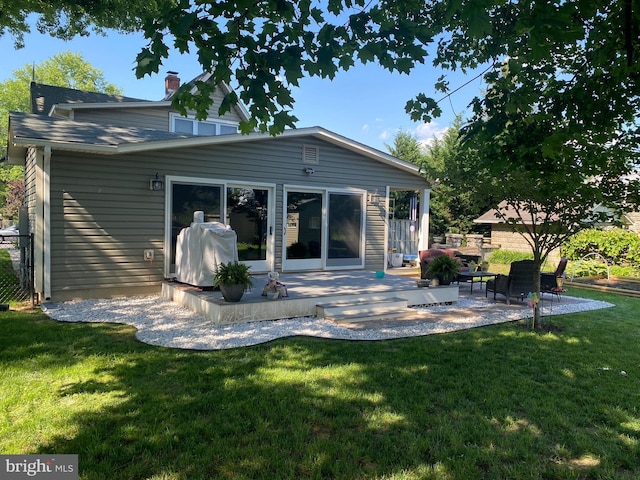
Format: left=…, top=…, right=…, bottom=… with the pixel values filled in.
left=4, top=1, right=639, bottom=140
left=134, top=0, right=435, bottom=134
left=134, top=0, right=640, bottom=140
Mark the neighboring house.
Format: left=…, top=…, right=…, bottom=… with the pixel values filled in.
left=6, top=73, right=430, bottom=302
left=474, top=200, right=639, bottom=261
left=474, top=201, right=543, bottom=255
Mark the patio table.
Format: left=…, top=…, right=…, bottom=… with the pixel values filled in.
left=457, top=271, right=498, bottom=293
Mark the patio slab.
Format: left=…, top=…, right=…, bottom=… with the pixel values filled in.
left=162, top=270, right=459, bottom=324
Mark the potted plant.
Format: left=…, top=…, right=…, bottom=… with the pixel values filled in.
left=213, top=261, right=254, bottom=302
left=426, top=255, right=461, bottom=286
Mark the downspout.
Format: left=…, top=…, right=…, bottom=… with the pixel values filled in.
left=43, top=146, right=51, bottom=300
left=418, top=187, right=431, bottom=251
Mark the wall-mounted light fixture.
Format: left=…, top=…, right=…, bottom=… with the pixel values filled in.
left=149, top=173, right=164, bottom=191
left=303, top=167, right=315, bottom=175
left=367, top=191, right=381, bottom=204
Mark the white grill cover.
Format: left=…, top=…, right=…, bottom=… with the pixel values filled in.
left=175, top=220, right=239, bottom=287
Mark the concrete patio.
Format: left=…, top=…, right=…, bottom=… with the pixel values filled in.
left=162, top=269, right=459, bottom=324
left=161, top=268, right=577, bottom=325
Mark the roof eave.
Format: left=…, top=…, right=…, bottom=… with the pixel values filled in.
left=51, top=101, right=172, bottom=115
left=9, top=119, right=424, bottom=178
left=11, top=137, right=119, bottom=155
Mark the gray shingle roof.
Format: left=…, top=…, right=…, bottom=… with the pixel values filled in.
left=30, top=83, right=147, bottom=115
left=10, top=111, right=194, bottom=149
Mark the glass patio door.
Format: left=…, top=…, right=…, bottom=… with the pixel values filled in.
left=283, top=189, right=365, bottom=271
left=226, top=185, right=274, bottom=272
left=169, top=182, right=223, bottom=273
left=283, top=190, right=324, bottom=270
left=326, top=192, right=364, bottom=267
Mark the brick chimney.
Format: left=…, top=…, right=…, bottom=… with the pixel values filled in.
left=165, top=71, right=180, bottom=96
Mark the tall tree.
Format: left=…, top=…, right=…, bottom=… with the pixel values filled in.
left=387, top=124, right=492, bottom=235
left=462, top=98, right=639, bottom=328
left=421, top=116, right=494, bottom=237
left=386, top=131, right=426, bottom=220
left=0, top=51, right=122, bottom=221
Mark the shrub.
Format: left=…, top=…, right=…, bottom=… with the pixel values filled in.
left=426, top=254, right=461, bottom=284
left=610, top=265, right=640, bottom=278
left=570, top=260, right=609, bottom=278
left=563, top=229, right=640, bottom=267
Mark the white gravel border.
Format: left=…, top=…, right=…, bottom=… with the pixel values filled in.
left=40, top=294, right=615, bottom=350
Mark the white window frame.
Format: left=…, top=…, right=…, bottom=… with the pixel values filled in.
left=164, top=175, right=277, bottom=277
left=169, top=113, right=238, bottom=136
left=282, top=185, right=366, bottom=272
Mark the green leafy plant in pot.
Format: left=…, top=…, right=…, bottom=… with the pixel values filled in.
left=426, top=255, right=461, bottom=286
left=213, top=261, right=254, bottom=302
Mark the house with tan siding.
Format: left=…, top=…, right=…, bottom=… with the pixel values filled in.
left=474, top=200, right=640, bottom=263
left=6, top=73, right=431, bottom=302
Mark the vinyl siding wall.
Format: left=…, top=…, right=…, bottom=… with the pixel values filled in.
left=71, top=88, right=245, bottom=130
left=24, top=148, right=41, bottom=294
left=24, top=148, right=38, bottom=230
left=73, top=107, right=171, bottom=130
left=47, top=136, right=427, bottom=299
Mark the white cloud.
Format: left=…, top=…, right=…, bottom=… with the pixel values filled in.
left=379, top=129, right=394, bottom=141
left=411, top=122, right=449, bottom=148
left=362, top=124, right=369, bottom=132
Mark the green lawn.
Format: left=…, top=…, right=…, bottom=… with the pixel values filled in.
left=1, top=288, right=639, bottom=479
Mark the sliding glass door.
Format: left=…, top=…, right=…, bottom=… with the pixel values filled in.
left=167, top=179, right=274, bottom=276
left=169, top=182, right=223, bottom=272
left=283, top=190, right=324, bottom=270
left=283, top=188, right=365, bottom=271
left=226, top=185, right=273, bottom=272
left=326, top=192, right=363, bottom=267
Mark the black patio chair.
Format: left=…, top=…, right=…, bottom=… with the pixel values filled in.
left=486, top=259, right=535, bottom=305
left=541, top=257, right=568, bottom=300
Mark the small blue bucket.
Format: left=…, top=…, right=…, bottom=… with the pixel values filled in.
left=375, top=271, right=385, bottom=279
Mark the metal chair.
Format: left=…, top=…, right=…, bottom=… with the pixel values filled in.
left=486, top=260, right=536, bottom=305
left=541, top=257, right=568, bottom=301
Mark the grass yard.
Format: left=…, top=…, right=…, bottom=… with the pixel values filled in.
left=1, top=288, right=639, bottom=479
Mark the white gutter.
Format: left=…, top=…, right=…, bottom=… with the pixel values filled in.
left=14, top=138, right=120, bottom=155
left=43, top=145, right=51, bottom=300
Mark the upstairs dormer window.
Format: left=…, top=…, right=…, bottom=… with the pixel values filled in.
left=170, top=113, right=238, bottom=136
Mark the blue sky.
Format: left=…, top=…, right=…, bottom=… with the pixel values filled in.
left=0, top=26, right=487, bottom=153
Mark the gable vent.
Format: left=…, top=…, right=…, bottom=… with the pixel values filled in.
left=302, top=145, right=319, bottom=165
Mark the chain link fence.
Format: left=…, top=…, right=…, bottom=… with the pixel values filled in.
left=0, top=234, right=34, bottom=307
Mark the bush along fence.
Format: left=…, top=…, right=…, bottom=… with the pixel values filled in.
left=0, top=234, right=34, bottom=306
left=562, top=228, right=640, bottom=278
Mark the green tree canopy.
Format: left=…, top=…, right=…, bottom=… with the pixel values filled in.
left=421, top=116, right=494, bottom=236
left=0, top=51, right=122, bottom=220
left=386, top=123, right=493, bottom=235
left=1, top=50, right=122, bottom=157
left=4, top=1, right=639, bottom=142
left=386, top=131, right=427, bottom=220
left=2, top=0, right=167, bottom=49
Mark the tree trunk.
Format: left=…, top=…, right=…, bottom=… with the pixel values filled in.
left=532, top=257, right=543, bottom=329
